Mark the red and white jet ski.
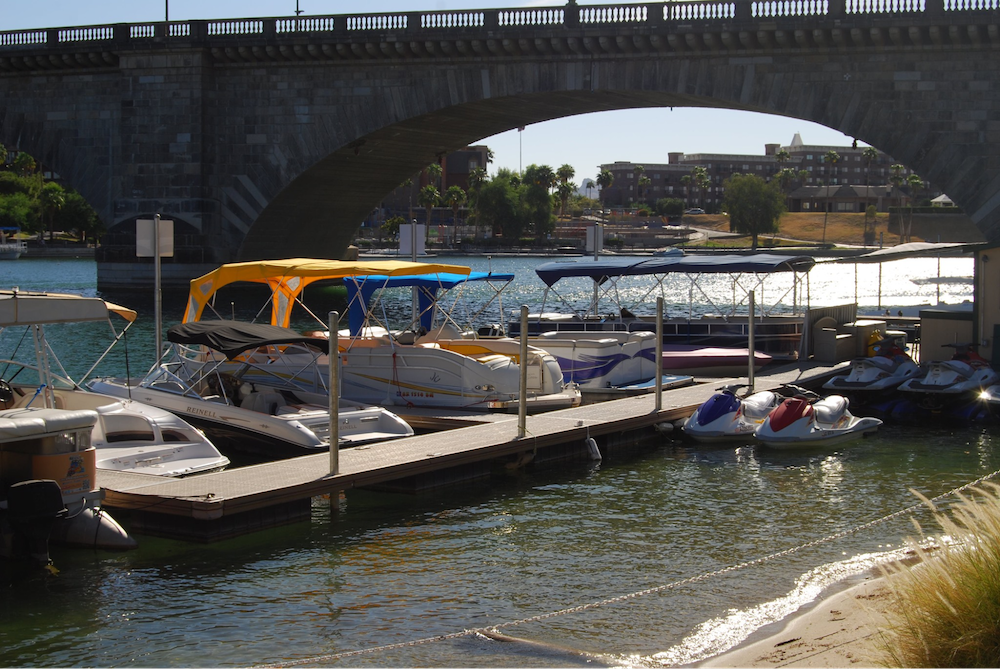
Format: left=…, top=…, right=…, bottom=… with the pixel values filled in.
left=755, top=393, right=882, bottom=449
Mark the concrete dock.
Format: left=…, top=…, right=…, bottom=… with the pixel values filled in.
left=97, top=361, right=845, bottom=542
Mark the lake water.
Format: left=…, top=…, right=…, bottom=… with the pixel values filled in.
left=0, top=255, right=991, bottom=668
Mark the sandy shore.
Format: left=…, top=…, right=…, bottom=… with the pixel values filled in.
left=699, top=577, right=896, bottom=668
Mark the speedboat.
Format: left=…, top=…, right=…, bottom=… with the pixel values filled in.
left=88, top=321, right=415, bottom=459
left=0, top=406, right=136, bottom=563
left=754, top=393, right=882, bottom=448
left=181, top=259, right=581, bottom=412
left=683, top=385, right=783, bottom=443
left=897, top=343, right=999, bottom=410
left=822, top=336, right=920, bottom=399
left=0, top=289, right=230, bottom=477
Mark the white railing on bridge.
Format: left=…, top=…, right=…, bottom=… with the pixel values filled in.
left=672, top=2, right=738, bottom=20
left=847, top=0, right=925, bottom=12
left=421, top=11, right=487, bottom=28
left=276, top=17, right=337, bottom=33
left=346, top=14, right=408, bottom=30
left=208, top=19, right=264, bottom=36
left=58, top=26, right=114, bottom=43
left=580, top=4, right=648, bottom=22
left=0, top=29, right=45, bottom=47
left=753, top=0, right=829, bottom=17
left=498, top=8, right=565, bottom=25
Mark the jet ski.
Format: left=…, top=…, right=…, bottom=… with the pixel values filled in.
left=898, top=343, right=999, bottom=410
left=683, top=384, right=783, bottom=443
left=822, top=337, right=920, bottom=399
left=754, top=393, right=882, bottom=448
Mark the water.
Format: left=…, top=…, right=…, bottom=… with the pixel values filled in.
left=0, top=255, right=989, bottom=667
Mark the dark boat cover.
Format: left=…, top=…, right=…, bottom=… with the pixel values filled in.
left=167, top=321, right=329, bottom=360
left=534, top=254, right=816, bottom=286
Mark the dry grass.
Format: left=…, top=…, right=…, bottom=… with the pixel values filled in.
left=684, top=212, right=907, bottom=247
left=876, top=482, right=1000, bottom=667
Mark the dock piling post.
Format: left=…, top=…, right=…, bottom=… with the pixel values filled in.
left=329, top=310, right=340, bottom=477
left=518, top=305, right=528, bottom=439
left=656, top=297, right=663, bottom=412
left=748, top=291, right=756, bottom=392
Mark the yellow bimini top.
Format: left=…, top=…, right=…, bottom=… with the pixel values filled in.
left=183, top=258, right=471, bottom=328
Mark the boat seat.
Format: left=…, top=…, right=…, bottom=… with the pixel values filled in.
left=813, top=395, right=849, bottom=424
left=241, top=391, right=286, bottom=415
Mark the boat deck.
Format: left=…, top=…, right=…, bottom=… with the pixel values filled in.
left=97, top=360, right=848, bottom=541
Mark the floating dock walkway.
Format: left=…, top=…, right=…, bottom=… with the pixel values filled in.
left=97, top=362, right=844, bottom=542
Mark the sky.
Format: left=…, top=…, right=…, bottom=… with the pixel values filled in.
left=3, top=0, right=861, bottom=188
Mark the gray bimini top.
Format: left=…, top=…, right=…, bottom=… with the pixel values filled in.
left=167, top=321, right=330, bottom=360
left=533, top=254, right=816, bottom=287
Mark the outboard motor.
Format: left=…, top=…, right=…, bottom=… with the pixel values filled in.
left=3, top=479, right=67, bottom=568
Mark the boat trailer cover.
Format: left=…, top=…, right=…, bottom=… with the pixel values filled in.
left=167, top=321, right=329, bottom=360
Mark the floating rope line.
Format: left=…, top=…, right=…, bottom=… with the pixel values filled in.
left=255, top=466, right=1000, bottom=668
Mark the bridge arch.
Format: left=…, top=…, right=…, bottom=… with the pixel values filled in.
left=0, top=2, right=996, bottom=284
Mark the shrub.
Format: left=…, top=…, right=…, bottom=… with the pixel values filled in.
left=878, top=482, right=1000, bottom=667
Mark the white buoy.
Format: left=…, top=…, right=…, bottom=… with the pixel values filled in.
left=585, top=437, right=601, bottom=461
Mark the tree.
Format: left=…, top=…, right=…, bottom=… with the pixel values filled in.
left=557, top=164, right=575, bottom=184
left=690, top=166, right=710, bottom=208
left=722, top=173, right=785, bottom=250
left=556, top=181, right=576, bottom=217
left=522, top=164, right=556, bottom=241
left=467, top=166, right=488, bottom=238
left=889, top=164, right=905, bottom=241
left=417, top=183, right=440, bottom=245
left=774, top=167, right=798, bottom=210
left=654, top=197, right=685, bottom=218
left=0, top=192, right=35, bottom=233
left=862, top=147, right=880, bottom=244
left=381, top=215, right=405, bottom=244
left=477, top=169, right=525, bottom=240
left=55, top=190, right=103, bottom=244
left=905, top=174, right=924, bottom=243
left=637, top=175, right=651, bottom=205
left=425, top=162, right=443, bottom=189
left=0, top=144, right=6, bottom=168
left=596, top=169, right=614, bottom=215
left=443, top=185, right=466, bottom=227
left=680, top=174, right=691, bottom=206
left=821, top=151, right=841, bottom=244
left=40, top=181, right=65, bottom=242
left=12, top=152, right=36, bottom=177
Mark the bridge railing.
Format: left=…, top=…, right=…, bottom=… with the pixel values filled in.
left=1, top=0, right=997, bottom=51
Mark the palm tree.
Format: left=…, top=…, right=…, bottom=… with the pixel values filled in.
left=443, top=185, right=466, bottom=228
left=889, top=164, right=905, bottom=241
left=556, top=181, right=576, bottom=217
left=557, top=164, right=575, bottom=184
left=680, top=174, right=691, bottom=207
left=862, top=147, right=880, bottom=244
left=691, top=166, right=710, bottom=209
left=426, top=162, right=443, bottom=190
left=596, top=169, right=614, bottom=220
left=775, top=167, right=797, bottom=210
left=40, top=182, right=66, bottom=242
left=417, top=184, right=440, bottom=247
left=905, top=174, right=924, bottom=242
left=821, top=151, right=841, bottom=244
left=637, top=175, right=651, bottom=206
left=467, top=167, right=488, bottom=239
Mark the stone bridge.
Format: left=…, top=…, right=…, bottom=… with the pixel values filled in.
left=0, top=0, right=998, bottom=287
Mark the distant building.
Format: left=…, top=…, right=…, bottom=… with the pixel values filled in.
left=598, top=134, right=924, bottom=213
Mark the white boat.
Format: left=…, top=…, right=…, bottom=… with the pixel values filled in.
left=0, top=289, right=230, bottom=477
left=683, top=385, right=783, bottom=443
left=754, top=393, right=882, bottom=448
left=897, top=343, right=999, bottom=409
left=0, top=406, right=136, bottom=562
left=822, top=337, right=920, bottom=398
left=89, top=320, right=415, bottom=459
left=181, top=259, right=581, bottom=412
left=0, top=240, right=26, bottom=260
